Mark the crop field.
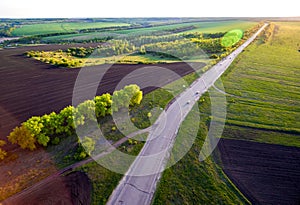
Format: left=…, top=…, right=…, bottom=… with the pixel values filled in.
left=212, top=22, right=300, bottom=203
left=11, top=22, right=130, bottom=36
left=115, top=20, right=256, bottom=34
left=218, top=138, right=300, bottom=204
left=179, top=20, right=257, bottom=33
left=42, top=20, right=256, bottom=42
left=218, top=21, right=300, bottom=141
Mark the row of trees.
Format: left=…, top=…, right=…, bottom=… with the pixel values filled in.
left=66, top=47, right=95, bottom=58
left=4, top=85, right=143, bottom=160
left=26, top=50, right=84, bottom=68
left=61, top=31, right=233, bottom=61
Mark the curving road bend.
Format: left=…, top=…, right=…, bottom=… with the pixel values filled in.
left=107, top=23, right=268, bottom=205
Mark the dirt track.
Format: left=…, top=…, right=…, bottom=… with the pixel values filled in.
left=0, top=44, right=202, bottom=138
left=218, top=138, right=300, bottom=204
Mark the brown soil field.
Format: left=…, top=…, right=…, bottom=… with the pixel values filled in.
left=2, top=171, right=92, bottom=205
left=218, top=138, right=300, bottom=204
left=0, top=44, right=202, bottom=139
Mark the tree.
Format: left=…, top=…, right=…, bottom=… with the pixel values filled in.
left=41, top=112, right=58, bottom=137
left=112, top=84, right=143, bottom=112
left=130, top=90, right=143, bottom=106
left=56, top=106, right=83, bottom=135
left=77, top=100, right=97, bottom=122
left=36, top=133, right=50, bottom=147
left=7, top=124, right=37, bottom=150
left=23, top=116, right=50, bottom=147
left=94, top=93, right=112, bottom=117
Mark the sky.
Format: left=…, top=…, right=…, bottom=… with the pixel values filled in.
left=0, top=0, right=299, bottom=18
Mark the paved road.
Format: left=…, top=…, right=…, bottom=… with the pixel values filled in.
left=107, top=23, right=268, bottom=205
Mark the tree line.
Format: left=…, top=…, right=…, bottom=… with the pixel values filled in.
left=2, top=84, right=143, bottom=160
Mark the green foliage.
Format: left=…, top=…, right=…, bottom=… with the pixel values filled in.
left=112, top=84, right=143, bottom=112
left=0, top=26, right=16, bottom=37
left=6, top=85, right=142, bottom=152
left=67, top=47, right=95, bottom=58
left=7, top=124, right=37, bottom=150
left=56, top=106, right=83, bottom=135
left=77, top=100, right=97, bottom=122
left=23, top=116, right=43, bottom=136
left=74, top=136, right=95, bottom=160
left=41, top=112, right=58, bottom=136
left=23, top=116, right=50, bottom=147
left=51, top=137, right=60, bottom=145
left=26, top=22, right=259, bottom=67
left=26, top=50, right=84, bottom=68
left=81, top=136, right=96, bottom=155
left=94, top=93, right=112, bottom=117
left=125, top=84, right=143, bottom=106
left=74, top=147, right=88, bottom=160
left=36, top=134, right=50, bottom=147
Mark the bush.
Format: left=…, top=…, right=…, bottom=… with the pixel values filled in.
left=94, top=93, right=112, bottom=117
left=23, top=116, right=50, bottom=147
left=77, top=100, right=97, bottom=122
left=7, top=124, right=37, bottom=150
left=56, top=106, right=84, bottom=135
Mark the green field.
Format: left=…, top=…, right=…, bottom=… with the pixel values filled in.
left=115, top=20, right=256, bottom=34
left=43, top=31, right=118, bottom=42
left=179, top=20, right=257, bottom=33
left=11, top=22, right=130, bottom=36
left=215, top=22, right=300, bottom=146
left=42, top=20, right=256, bottom=42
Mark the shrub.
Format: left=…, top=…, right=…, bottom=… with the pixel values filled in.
left=77, top=100, right=97, bottom=122
left=23, top=116, right=50, bottom=147
left=56, top=106, right=84, bottom=135
left=7, top=124, right=37, bottom=150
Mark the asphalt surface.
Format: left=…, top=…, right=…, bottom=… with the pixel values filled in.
left=107, top=23, right=268, bottom=205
